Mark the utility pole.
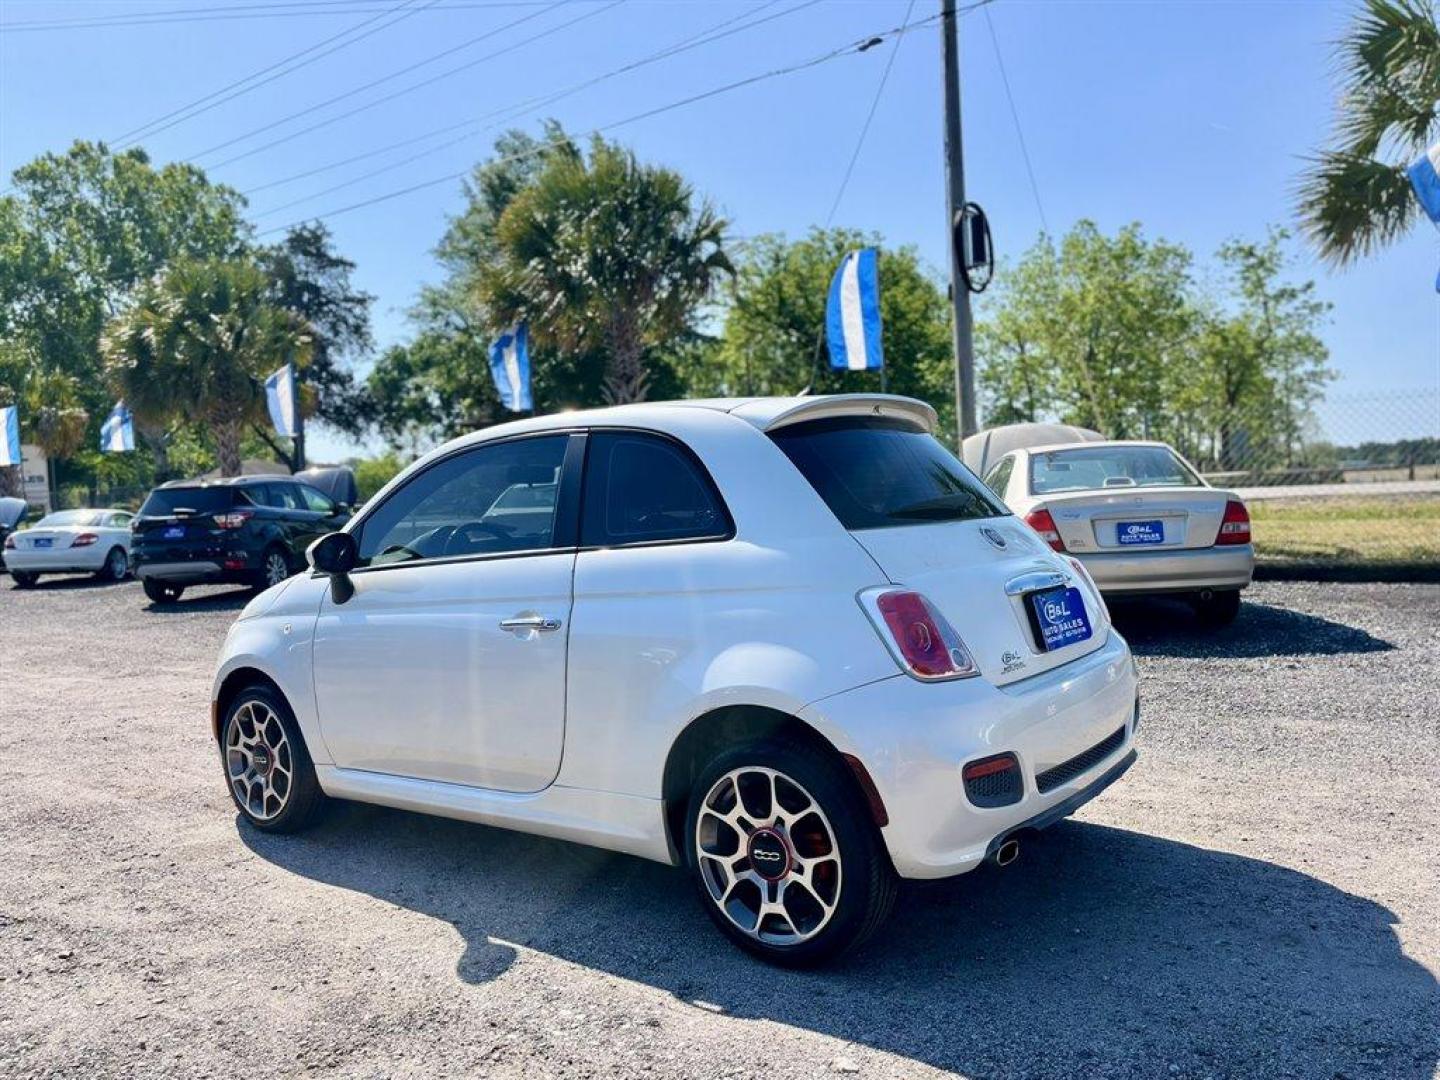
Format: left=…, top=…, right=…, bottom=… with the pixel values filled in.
left=941, top=0, right=977, bottom=444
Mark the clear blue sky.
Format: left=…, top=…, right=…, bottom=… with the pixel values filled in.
left=2, top=0, right=1438, bottom=460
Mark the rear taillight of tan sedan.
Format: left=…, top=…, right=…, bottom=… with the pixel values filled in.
left=1024, top=508, right=1065, bottom=552
left=857, top=588, right=979, bottom=681
left=1215, top=499, right=1251, bottom=545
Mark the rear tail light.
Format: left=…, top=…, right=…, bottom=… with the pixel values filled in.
left=71, top=532, right=98, bottom=547
left=212, top=510, right=255, bottom=530
left=1024, top=508, right=1065, bottom=551
left=1216, top=500, right=1250, bottom=546
left=859, top=588, right=978, bottom=681
left=3, top=534, right=14, bottom=549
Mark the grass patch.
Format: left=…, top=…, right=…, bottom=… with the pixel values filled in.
left=1250, top=494, right=1440, bottom=565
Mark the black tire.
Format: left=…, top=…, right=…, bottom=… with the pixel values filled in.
left=684, top=736, right=898, bottom=968
left=94, top=546, right=129, bottom=582
left=10, top=570, right=40, bottom=588
left=255, top=546, right=291, bottom=593
left=1191, top=589, right=1242, bottom=628
left=142, top=578, right=184, bottom=604
left=219, top=682, right=326, bottom=834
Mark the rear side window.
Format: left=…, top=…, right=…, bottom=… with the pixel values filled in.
left=581, top=431, right=731, bottom=547
left=982, top=456, right=1015, bottom=499
left=138, top=487, right=237, bottom=516
left=770, top=416, right=1008, bottom=530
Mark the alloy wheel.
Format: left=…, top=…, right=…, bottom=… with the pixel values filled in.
left=694, top=766, right=842, bottom=946
left=107, top=548, right=128, bottom=580
left=263, top=552, right=289, bottom=588
left=225, top=700, right=294, bottom=821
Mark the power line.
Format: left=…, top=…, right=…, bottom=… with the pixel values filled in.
left=822, top=0, right=916, bottom=227
left=255, top=11, right=947, bottom=238
left=982, top=3, right=1048, bottom=235
left=0, top=1, right=573, bottom=33
left=247, top=0, right=814, bottom=214
left=193, top=0, right=616, bottom=167
left=111, top=0, right=434, bottom=148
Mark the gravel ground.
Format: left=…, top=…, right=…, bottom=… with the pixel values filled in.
left=0, top=577, right=1436, bottom=1079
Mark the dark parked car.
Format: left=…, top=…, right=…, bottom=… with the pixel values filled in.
left=0, top=496, right=26, bottom=573
left=131, top=476, right=351, bottom=604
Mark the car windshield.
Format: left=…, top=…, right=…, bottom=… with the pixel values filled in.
left=36, top=510, right=106, bottom=527
left=138, top=487, right=237, bottom=516
left=770, top=416, right=1008, bottom=530
left=1030, top=445, right=1202, bottom=495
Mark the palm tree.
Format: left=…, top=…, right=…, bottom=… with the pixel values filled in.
left=1299, top=0, right=1440, bottom=263
left=101, top=291, right=179, bottom=478
left=104, top=259, right=310, bottom=477
left=476, top=138, right=732, bottom=404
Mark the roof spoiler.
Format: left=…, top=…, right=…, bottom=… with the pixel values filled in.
left=734, top=394, right=938, bottom=435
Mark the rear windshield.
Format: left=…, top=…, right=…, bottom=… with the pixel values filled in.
left=1030, top=445, right=1202, bottom=495
left=36, top=510, right=106, bottom=527
left=138, top=487, right=239, bottom=516
left=770, top=416, right=1008, bottom=530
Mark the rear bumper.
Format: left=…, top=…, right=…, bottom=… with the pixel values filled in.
left=135, top=559, right=253, bottom=585
left=799, top=630, right=1139, bottom=880
left=1074, top=543, right=1253, bottom=595
left=3, top=546, right=112, bottom=573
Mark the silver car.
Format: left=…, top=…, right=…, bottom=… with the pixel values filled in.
left=980, top=440, right=1254, bottom=626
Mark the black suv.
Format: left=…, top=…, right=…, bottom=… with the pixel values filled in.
left=131, top=475, right=351, bottom=604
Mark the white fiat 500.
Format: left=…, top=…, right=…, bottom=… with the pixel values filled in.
left=213, top=396, right=1139, bottom=965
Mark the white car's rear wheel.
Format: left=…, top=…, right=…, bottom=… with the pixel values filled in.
left=95, top=546, right=128, bottom=582
left=685, top=738, right=896, bottom=967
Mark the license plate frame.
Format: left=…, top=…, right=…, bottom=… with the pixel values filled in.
left=1026, top=585, right=1094, bottom=652
left=1116, top=519, right=1164, bottom=546
left=163, top=525, right=186, bottom=540
left=33, top=537, right=53, bottom=548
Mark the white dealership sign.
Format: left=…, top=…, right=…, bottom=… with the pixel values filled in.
left=21, top=444, right=50, bottom=514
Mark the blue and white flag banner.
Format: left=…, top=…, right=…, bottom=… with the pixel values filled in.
left=825, top=249, right=884, bottom=371
left=1407, top=142, right=1440, bottom=224
left=489, top=323, right=533, bottom=412
left=0, top=405, right=19, bottom=467
left=100, top=401, right=135, bottom=453
left=264, top=363, right=298, bottom=438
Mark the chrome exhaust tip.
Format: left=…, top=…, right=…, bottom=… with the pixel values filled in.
left=994, top=838, right=1020, bottom=867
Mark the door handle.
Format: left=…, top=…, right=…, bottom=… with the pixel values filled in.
left=499, top=614, right=562, bottom=633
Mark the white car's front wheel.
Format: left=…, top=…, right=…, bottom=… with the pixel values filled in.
left=220, top=684, right=326, bottom=834
left=685, top=738, right=897, bottom=967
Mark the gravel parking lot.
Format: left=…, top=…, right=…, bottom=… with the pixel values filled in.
left=1, top=576, right=1436, bottom=1079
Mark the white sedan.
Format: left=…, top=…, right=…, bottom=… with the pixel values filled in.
left=980, top=440, right=1254, bottom=626
left=4, top=508, right=134, bottom=587
left=213, top=395, right=1139, bottom=966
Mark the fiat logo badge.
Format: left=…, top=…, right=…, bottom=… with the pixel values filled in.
left=981, top=526, right=1007, bottom=550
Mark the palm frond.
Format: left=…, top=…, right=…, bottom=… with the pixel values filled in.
left=1296, top=151, right=1419, bottom=264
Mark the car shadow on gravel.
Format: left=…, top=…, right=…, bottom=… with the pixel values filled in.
left=5, top=573, right=125, bottom=591
left=240, top=805, right=1439, bottom=1078
left=1112, top=596, right=1393, bottom=659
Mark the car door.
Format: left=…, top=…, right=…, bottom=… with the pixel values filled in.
left=311, top=432, right=580, bottom=793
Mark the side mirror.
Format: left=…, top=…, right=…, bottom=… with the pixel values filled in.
left=307, top=531, right=358, bottom=603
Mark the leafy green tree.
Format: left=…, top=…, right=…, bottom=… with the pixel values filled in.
left=1299, top=0, right=1440, bottom=262
left=102, top=259, right=310, bottom=476
left=977, top=223, right=1194, bottom=438
left=475, top=135, right=732, bottom=404
left=1, top=141, right=248, bottom=486
left=255, top=222, right=373, bottom=466
left=714, top=229, right=958, bottom=438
